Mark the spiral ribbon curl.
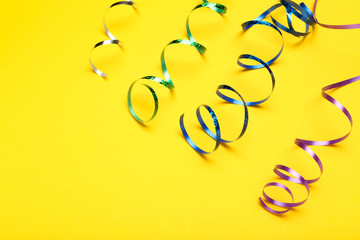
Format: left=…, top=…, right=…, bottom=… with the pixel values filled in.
left=127, top=1, right=227, bottom=122
left=260, top=75, right=360, bottom=214
left=89, top=1, right=136, bottom=78
left=180, top=54, right=275, bottom=153
left=240, top=0, right=360, bottom=214
left=89, top=0, right=360, bottom=214
left=180, top=0, right=360, bottom=214
left=180, top=0, right=319, bottom=154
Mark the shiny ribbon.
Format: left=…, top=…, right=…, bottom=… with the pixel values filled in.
left=89, top=0, right=360, bottom=214
left=127, top=1, right=227, bottom=122
left=180, top=54, right=275, bottom=153
left=312, top=0, right=360, bottom=29
left=239, top=0, right=316, bottom=69
left=260, top=75, right=360, bottom=214
left=180, top=0, right=317, bottom=153
left=245, top=0, right=360, bottom=214
left=89, top=1, right=136, bottom=78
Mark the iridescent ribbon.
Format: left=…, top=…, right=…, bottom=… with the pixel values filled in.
left=260, top=75, right=360, bottom=214
left=180, top=54, right=275, bottom=153
left=180, top=0, right=360, bottom=213
left=312, top=0, right=360, bottom=29
left=239, top=0, right=317, bottom=70
left=89, top=1, right=136, bottom=78
left=180, top=0, right=316, bottom=153
left=127, top=1, right=227, bottom=122
left=245, top=0, right=360, bottom=214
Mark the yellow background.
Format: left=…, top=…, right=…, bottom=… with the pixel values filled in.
left=0, top=0, right=360, bottom=239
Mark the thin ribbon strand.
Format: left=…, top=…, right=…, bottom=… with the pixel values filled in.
left=260, top=75, right=360, bottom=214
left=246, top=0, right=360, bottom=214
left=312, top=0, right=360, bottom=29
left=89, top=1, right=136, bottom=78
left=180, top=55, right=275, bottom=153
left=127, top=1, right=227, bottom=122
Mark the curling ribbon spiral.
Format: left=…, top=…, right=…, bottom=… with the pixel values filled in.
left=127, top=0, right=227, bottom=122
left=89, top=1, right=136, bottom=78
left=260, top=75, right=360, bottom=214
left=239, top=0, right=360, bottom=214
left=180, top=0, right=320, bottom=154
left=180, top=0, right=360, bottom=214
left=89, top=0, right=360, bottom=214
left=180, top=55, right=275, bottom=154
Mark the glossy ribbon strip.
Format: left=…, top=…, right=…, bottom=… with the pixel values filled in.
left=180, top=54, right=275, bottom=153
left=260, top=75, right=360, bottom=214
left=180, top=0, right=317, bottom=153
left=244, top=0, right=360, bottom=214
left=89, top=0, right=360, bottom=214
left=127, top=1, right=227, bottom=122
left=240, top=0, right=317, bottom=70
left=312, top=0, right=360, bottom=29
left=89, top=1, right=136, bottom=78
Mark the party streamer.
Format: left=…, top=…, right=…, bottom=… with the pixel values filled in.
left=89, top=1, right=136, bottom=78
left=89, top=0, right=360, bottom=214
left=260, top=75, right=359, bottom=214
left=240, top=0, right=360, bottom=214
left=180, top=0, right=318, bottom=154
left=127, top=1, right=227, bottom=122
left=180, top=54, right=275, bottom=153
left=180, top=0, right=360, bottom=213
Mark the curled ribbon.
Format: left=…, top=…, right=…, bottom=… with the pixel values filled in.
left=89, top=1, right=136, bottom=78
left=244, top=0, right=360, bottom=214
left=180, top=0, right=317, bottom=154
left=240, top=0, right=316, bottom=69
left=127, top=1, right=227, bottom=122
left=89, top=0, right=360, bottom=214
left=180, top=54, right=275, bottom=153
left=260, top=75, right=360, bottom=214
left=180, top=0, right=360, bottom=214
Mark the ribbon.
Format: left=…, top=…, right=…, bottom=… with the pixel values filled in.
left=245, top=0, right=360, bottom=214
left=180, top=0, right=360, bottom=213
left=89, top=0, right=360, bottom=214
left=312, top=0, right=360, bottom=29
left=89, top=1, right=136, bottom=78
left=180, top=0, right=316, bottom=153
left=180, top=54, right=275, bottom=153
left=127, top=1, right=227, bottom=122
left=260, top=75, right=360, bottom=214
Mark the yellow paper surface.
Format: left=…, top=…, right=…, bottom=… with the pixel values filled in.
left=0, top=0, right=360, bottom=239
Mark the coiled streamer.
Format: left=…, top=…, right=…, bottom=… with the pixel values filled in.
left=181, top=0, right=360, bottom=214
left=240, top=0, right=360, bottom=214
left=180, top=0, right=318, bottom=153
left=260, top=75, right=360, bottom=214
left=180, top=54, right=275, bottom=154
left=127, top=0, right=227, bottom=122
left=89, top=1, right=136, bottom=78
left=89, top=0, right=360, bottom=214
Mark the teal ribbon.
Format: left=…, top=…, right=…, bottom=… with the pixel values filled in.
left=127, top=1, right=227, bottom=122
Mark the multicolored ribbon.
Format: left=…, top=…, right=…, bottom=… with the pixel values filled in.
left=246, top=0, right=360, bottom=214
left=180, top=54, right=275, bottom=153
left=89, top=1, right=136, bottom=78
left=127, top=1, right=227, bottom=122
left=180, top=0, right=360, bottom=214
left=180, top=1, right=311, bottom=153
left=89, top=0, right=360, bottom=215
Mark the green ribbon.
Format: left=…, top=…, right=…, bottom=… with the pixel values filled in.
left=127, top=1, right=227, bottom=122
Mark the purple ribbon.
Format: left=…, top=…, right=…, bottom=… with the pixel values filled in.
left=260, top=75, right=360, bottom=214
left=313, top=0, right=360, bottom=29
left=258, top=0, right=360, bottom=214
